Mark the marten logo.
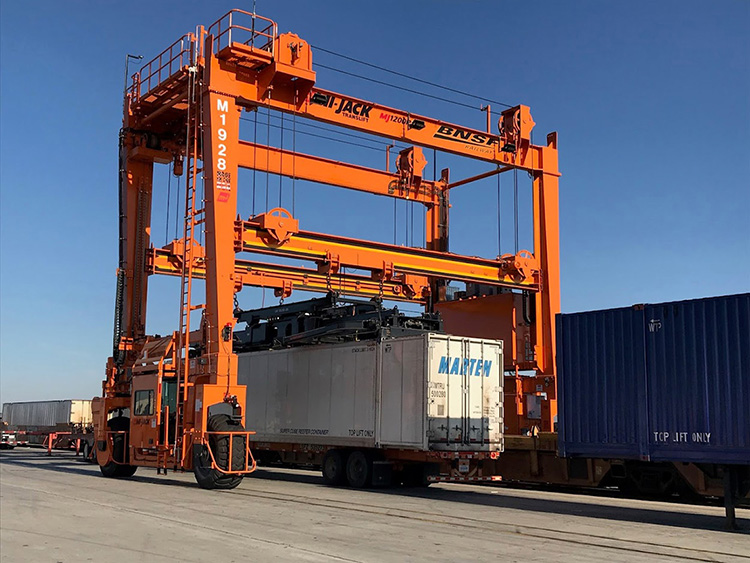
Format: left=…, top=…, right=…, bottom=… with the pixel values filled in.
left=433, top=125, right=497, bottom=147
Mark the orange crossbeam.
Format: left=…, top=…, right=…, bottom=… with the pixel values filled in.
left=236, top=210, right=540, bottom=290
left=148, top=247, right=429, bottom=302
left=234, top=85, right=552, bottom=172
left=236, top=140, right=442, bottom=205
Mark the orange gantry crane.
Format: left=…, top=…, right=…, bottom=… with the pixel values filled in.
left=93, top=10, right=560, bottom=489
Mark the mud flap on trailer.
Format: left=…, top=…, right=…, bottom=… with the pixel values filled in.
left=372, top=461, right=393, bottom=487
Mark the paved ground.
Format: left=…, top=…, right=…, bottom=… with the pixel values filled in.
left=0, top=450, right=748, bottom=562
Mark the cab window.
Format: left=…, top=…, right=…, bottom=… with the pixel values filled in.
left=134, top=390, right=154, bottom=416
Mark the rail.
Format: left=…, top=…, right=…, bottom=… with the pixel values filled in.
left=208, top=9, right=277, bottom=58
left=202, top=430, right=257, bottom=475
left=129, top=33, right=195, bottom=101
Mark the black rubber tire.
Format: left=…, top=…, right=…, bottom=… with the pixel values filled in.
left=99, top=417, right=138, bottom=478
left=346, top=450, right=372, bottom=488
left=117, top=464, right=138, bottom=477
left=193, top=414, right=245, bottom=490
left=80, top=441, right=91, bottom=462
left=322, top=449, right=348, bottom=486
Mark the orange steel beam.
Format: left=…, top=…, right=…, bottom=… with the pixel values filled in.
left=233, top=82, right=554, bottom=173
left=236, top=210, right=540, bottom=291
left=533, top=133, right=561, bottom=379
left=236, top=140, right=443, bottom=205
left=447, top=166, right=512, bottom=190
left=193, top=30, right=558, bottom=173
left=148, top=246, right=430, bottom=303
left=200, top=62, right=240, bottom=386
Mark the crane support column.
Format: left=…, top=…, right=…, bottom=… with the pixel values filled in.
left=202, top=47, right=241, bottom=387
left=121, top=154, right=153, bottom=344
left=533, top=134, right=560, bottom=377
left=531, top=134, right=560, bottom=431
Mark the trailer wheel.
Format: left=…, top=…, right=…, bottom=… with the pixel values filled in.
left=346, top=450, right=372, bottom=488
left=193, top=414, right=245, bottom=490
left=99, top=417, right=138, bottom=478
left=322, top=449, right=348, bottom=486
left=81, top=441, right=91, bottom=462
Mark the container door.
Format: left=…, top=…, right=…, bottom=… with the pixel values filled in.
left=427, top=335, right=503, bottom=451
left=556, top=307, right=649, bottom=460
left=644, top=295, right=750, bottom=463
left=467, top=339, right=503, bottom=449
left=464, top=339, right=484, bottom=445
left=429, top=336, right=479, bottom=448
left=463, top=339, right=503, bottom=449
left=427, top=336, right=452, bottom=444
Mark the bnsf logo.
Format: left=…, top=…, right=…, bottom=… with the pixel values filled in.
left=433, top=125, right=497, bottom=147
left=438, top=356, right=492, bottom=377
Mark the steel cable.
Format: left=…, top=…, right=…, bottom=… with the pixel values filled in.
left=279, top=112, right=284, bottom=208
left=513, top=168, right=519, bottom=254
left=240, top=114, right=405, bottom=152
left=313, top=63, right=486, bottom=113
left=165, top=161, right=172, bottom=245
left=252, top=108, right=258, bottom=216
left=311, top=45, right=514, bottom=109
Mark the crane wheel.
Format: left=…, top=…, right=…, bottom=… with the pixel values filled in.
left=193, top=414, right=245, bottom=490
left=322, top=449, right=348, bottom=486
left=99, top=416, right=138, bottom=478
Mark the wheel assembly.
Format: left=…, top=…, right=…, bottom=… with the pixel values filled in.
left=346, top=450, right=372, bottom=488
left=81, top=440, right=95, bottom=463
left=99, top=416, right=137, bottom=478
left=193, top=414, right=246, bottom=490
left=322, top=449, right=348, bottom=486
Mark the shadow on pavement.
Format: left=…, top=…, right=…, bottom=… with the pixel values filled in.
left=0, top=449, right=196, bottom=490
left=4, top=450, right=746, bottom=533
left=249, top=464, right=748, bottom=533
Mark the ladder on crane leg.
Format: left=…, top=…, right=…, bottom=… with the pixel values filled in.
left=175, top=93, right=204, bottom=468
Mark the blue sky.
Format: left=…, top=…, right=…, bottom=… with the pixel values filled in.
left=1, top=0, right=748, bottom=404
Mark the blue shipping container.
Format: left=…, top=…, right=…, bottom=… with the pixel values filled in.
left=557, top=293, right=750, bottom=465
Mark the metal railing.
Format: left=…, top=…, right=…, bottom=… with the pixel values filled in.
left=202, top=430, right=257, bottom=475
left=126, top=11, right=276, bottom=103
left=129, top=33, right=195, bottom=101
left=208, top=9, right=277, bottom=58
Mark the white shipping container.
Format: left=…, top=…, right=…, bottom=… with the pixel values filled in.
left=1, top=400, right=93, bottom=428
left=238, top=334, right=503, bottom=452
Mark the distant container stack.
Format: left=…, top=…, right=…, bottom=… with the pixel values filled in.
left=1, top=400, right=93, bottom=431
left=557, top=293, right=750, bottom=465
